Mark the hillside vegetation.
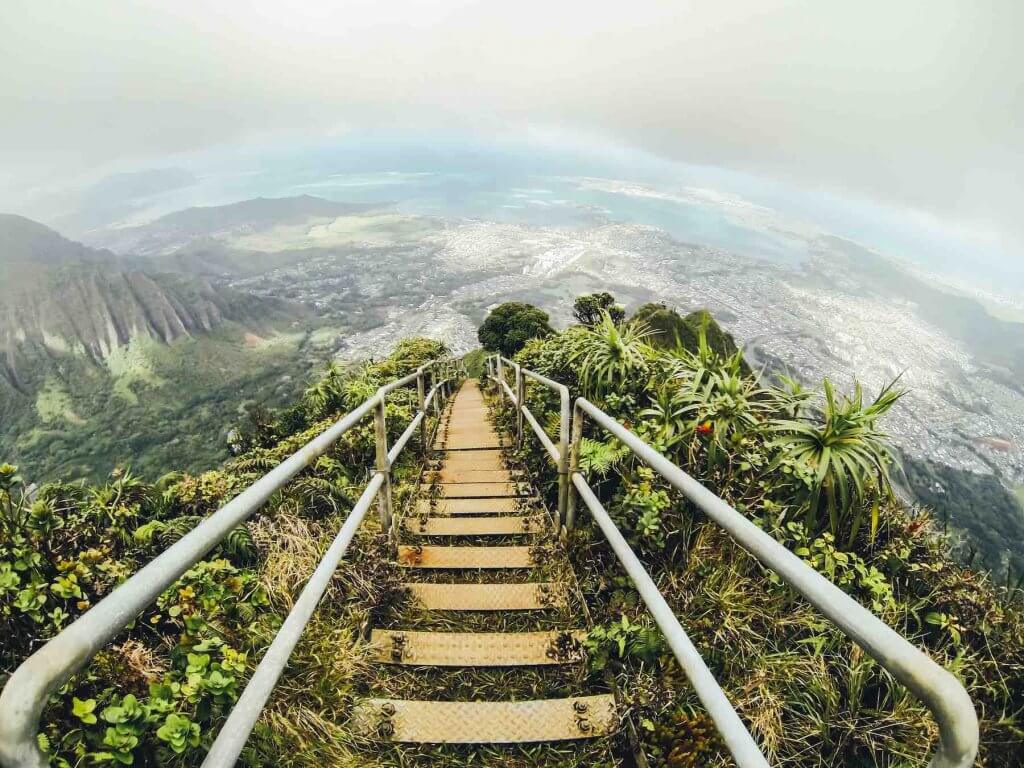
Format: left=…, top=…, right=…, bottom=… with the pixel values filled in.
left=0, top=214, right=328, bottom=483
left=1, top=338, right=449, bottom=768
left=3, top=295, right=1022, bottom=767
left=487, top=298, right=1024, bottom=766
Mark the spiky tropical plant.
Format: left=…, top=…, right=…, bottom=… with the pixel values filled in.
left=675, top=364, right=776, bottom=472
left=771, top=374, right=813, bottom=419
left=303, top=361, right=347, bottom=418
left=769, top=378, right=905, bottom=544
left=569, top=312, right=654, bottom=398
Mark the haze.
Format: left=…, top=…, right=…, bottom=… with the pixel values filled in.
left=2, top=0, right=1022, bottom=266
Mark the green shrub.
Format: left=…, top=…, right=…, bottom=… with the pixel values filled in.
left=477, top=302, right=553, bottom=357
left=507, top=300, right=1024, bottom=766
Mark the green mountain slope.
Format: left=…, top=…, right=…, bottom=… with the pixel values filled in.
left=0, top=215, right=332, bottom=482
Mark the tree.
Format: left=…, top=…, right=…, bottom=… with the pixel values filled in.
left=477, top=302, right=554, bottom=357
left=569, top=312, right=653, bottom=397
left=573, top=292, right=625, bottom=326
left=630, top=302, right=697, bottom=350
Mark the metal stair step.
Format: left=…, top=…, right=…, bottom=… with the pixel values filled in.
left=423, top=468, right=514, bottom=483
left=404, top=514, right=548, bottom=536
left=414, top=497, right=525, bottom=515
left=404, top=581, right=567, bottom=610
left=397, top=545, right=534, bottom=569
left=350, top=695, right=618, bottom=743
left=436, top=448, right=505, bottom=468
left=369, top=629, right=586, bottom=666
left=436, top=482, right=526, bottom=498
left=434, top=436, right=504, bottom=450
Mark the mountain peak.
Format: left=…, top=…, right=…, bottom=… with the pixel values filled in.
left=0, top=213, right=112, bottom=267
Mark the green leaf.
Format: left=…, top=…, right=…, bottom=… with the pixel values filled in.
left=72, top=697, right=98, bottom=724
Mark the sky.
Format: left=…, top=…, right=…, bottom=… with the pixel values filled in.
left=2, top=0, right=1022, bottom=260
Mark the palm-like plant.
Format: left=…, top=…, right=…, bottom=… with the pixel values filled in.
left=770, top=378, right=905, bottom=544
left=569, top=312, right=654, bottom=398
left=304, top=362, right=346, bottom=418
left=771, top=374, right=814, bottom=419
left=676, top=366, right=775, bottom=470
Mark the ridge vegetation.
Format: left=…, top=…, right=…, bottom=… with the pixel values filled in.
left=484, top=295, right=1024, bottom=766
left=0, top=214, right=328, bottom=483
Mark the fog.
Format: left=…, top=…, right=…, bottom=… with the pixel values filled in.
left=2, top=0, right=1022, bottom=255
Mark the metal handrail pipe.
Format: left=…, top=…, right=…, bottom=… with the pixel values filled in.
left=499, top=378, right=518, bottom=405
left=0, top=364, right=452, bottom=768
left=521, top=404, right=559, bottom=462
left=574, top=397, right=978, bottom=768
left=379, top=369, right=421, bottom=396
left=200, top=472, right=385, bottom=768
left=387, top=379, right=447, bottom=463
left=519, top=366, right=567, bottom=397
left=497, top=356, right=571, bottom=525
left=572, top=475, right=769, bottom=767
left=388, top=411, right=425, bottom=465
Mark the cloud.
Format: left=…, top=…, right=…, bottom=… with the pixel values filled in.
left=2, top=0, right=1022, bottom=249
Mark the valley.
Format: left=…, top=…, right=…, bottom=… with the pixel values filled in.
left=3, top=188, right=1023, bottom=579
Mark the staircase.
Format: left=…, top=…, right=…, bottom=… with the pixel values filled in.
left=0, top=363, right=978, bottom=768
left=350, top=379, right=618, bottom=749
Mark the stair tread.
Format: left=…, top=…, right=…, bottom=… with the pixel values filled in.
left=351, top=695, right=617, bottom=743
left=404, top=514, right=547, bottom=536
left=424, top=469, right=514, bottom=483
left=369, top=629, right=586, bottom=666
left=397, top=545, right=534, bottom=568
left=435, top=439, right=505, bottom=450
left=404, top=581, right=567, bottom=610
left=415, top=497, right=525, bottom=515
left=436, top=482, right=526, bottom=498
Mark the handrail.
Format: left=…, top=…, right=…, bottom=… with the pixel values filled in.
left=201, top=472, right=385, bottom=768
left=488, top=355, right=571, bottom=524
left=486, top=354, right=979, bottom=768
left=571, top=477, right=769, bottom=767
left=0, top=358, right=463, bottom=768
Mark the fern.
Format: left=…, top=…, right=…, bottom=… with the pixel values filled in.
left=222, top=524, right=257, bottom=563
left=579, top=438, right=624, bottom=477
left=230, top=455, right=277, bottom=474
left=156, top=515, right=202, bottom=548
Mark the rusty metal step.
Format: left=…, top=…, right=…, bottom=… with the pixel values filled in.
left=403, top=582, right=567, bottom=610
left=397, top=545, right=534, bottom=569
left=436, top=450, right=506, bottom=470
left=403, top=514, right=548, bottom=536
left=369, top=629, right=586, bottom=666
left=434, top=436, right=504, bottom=450
left=350, top=695, right=618, bottom=743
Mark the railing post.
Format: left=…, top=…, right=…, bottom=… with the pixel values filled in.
left=564, top=400, right=583, bottom=530
left=556, top=388, right=571, bottom=528
left=416, top=371, right=427, bottom=452
left=515, top=363, right=524, bottom=447
left=497, top=357, right=505, bottom=402
left=373, top=395, right=393, bottom=532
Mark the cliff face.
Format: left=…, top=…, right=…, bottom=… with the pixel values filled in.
left=3, top=268, right=296, bottom=360
left=0, top=214, right=306, bottom=389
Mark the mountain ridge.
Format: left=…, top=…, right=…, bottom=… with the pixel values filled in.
left=0, top=215, right=310, bottom=385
